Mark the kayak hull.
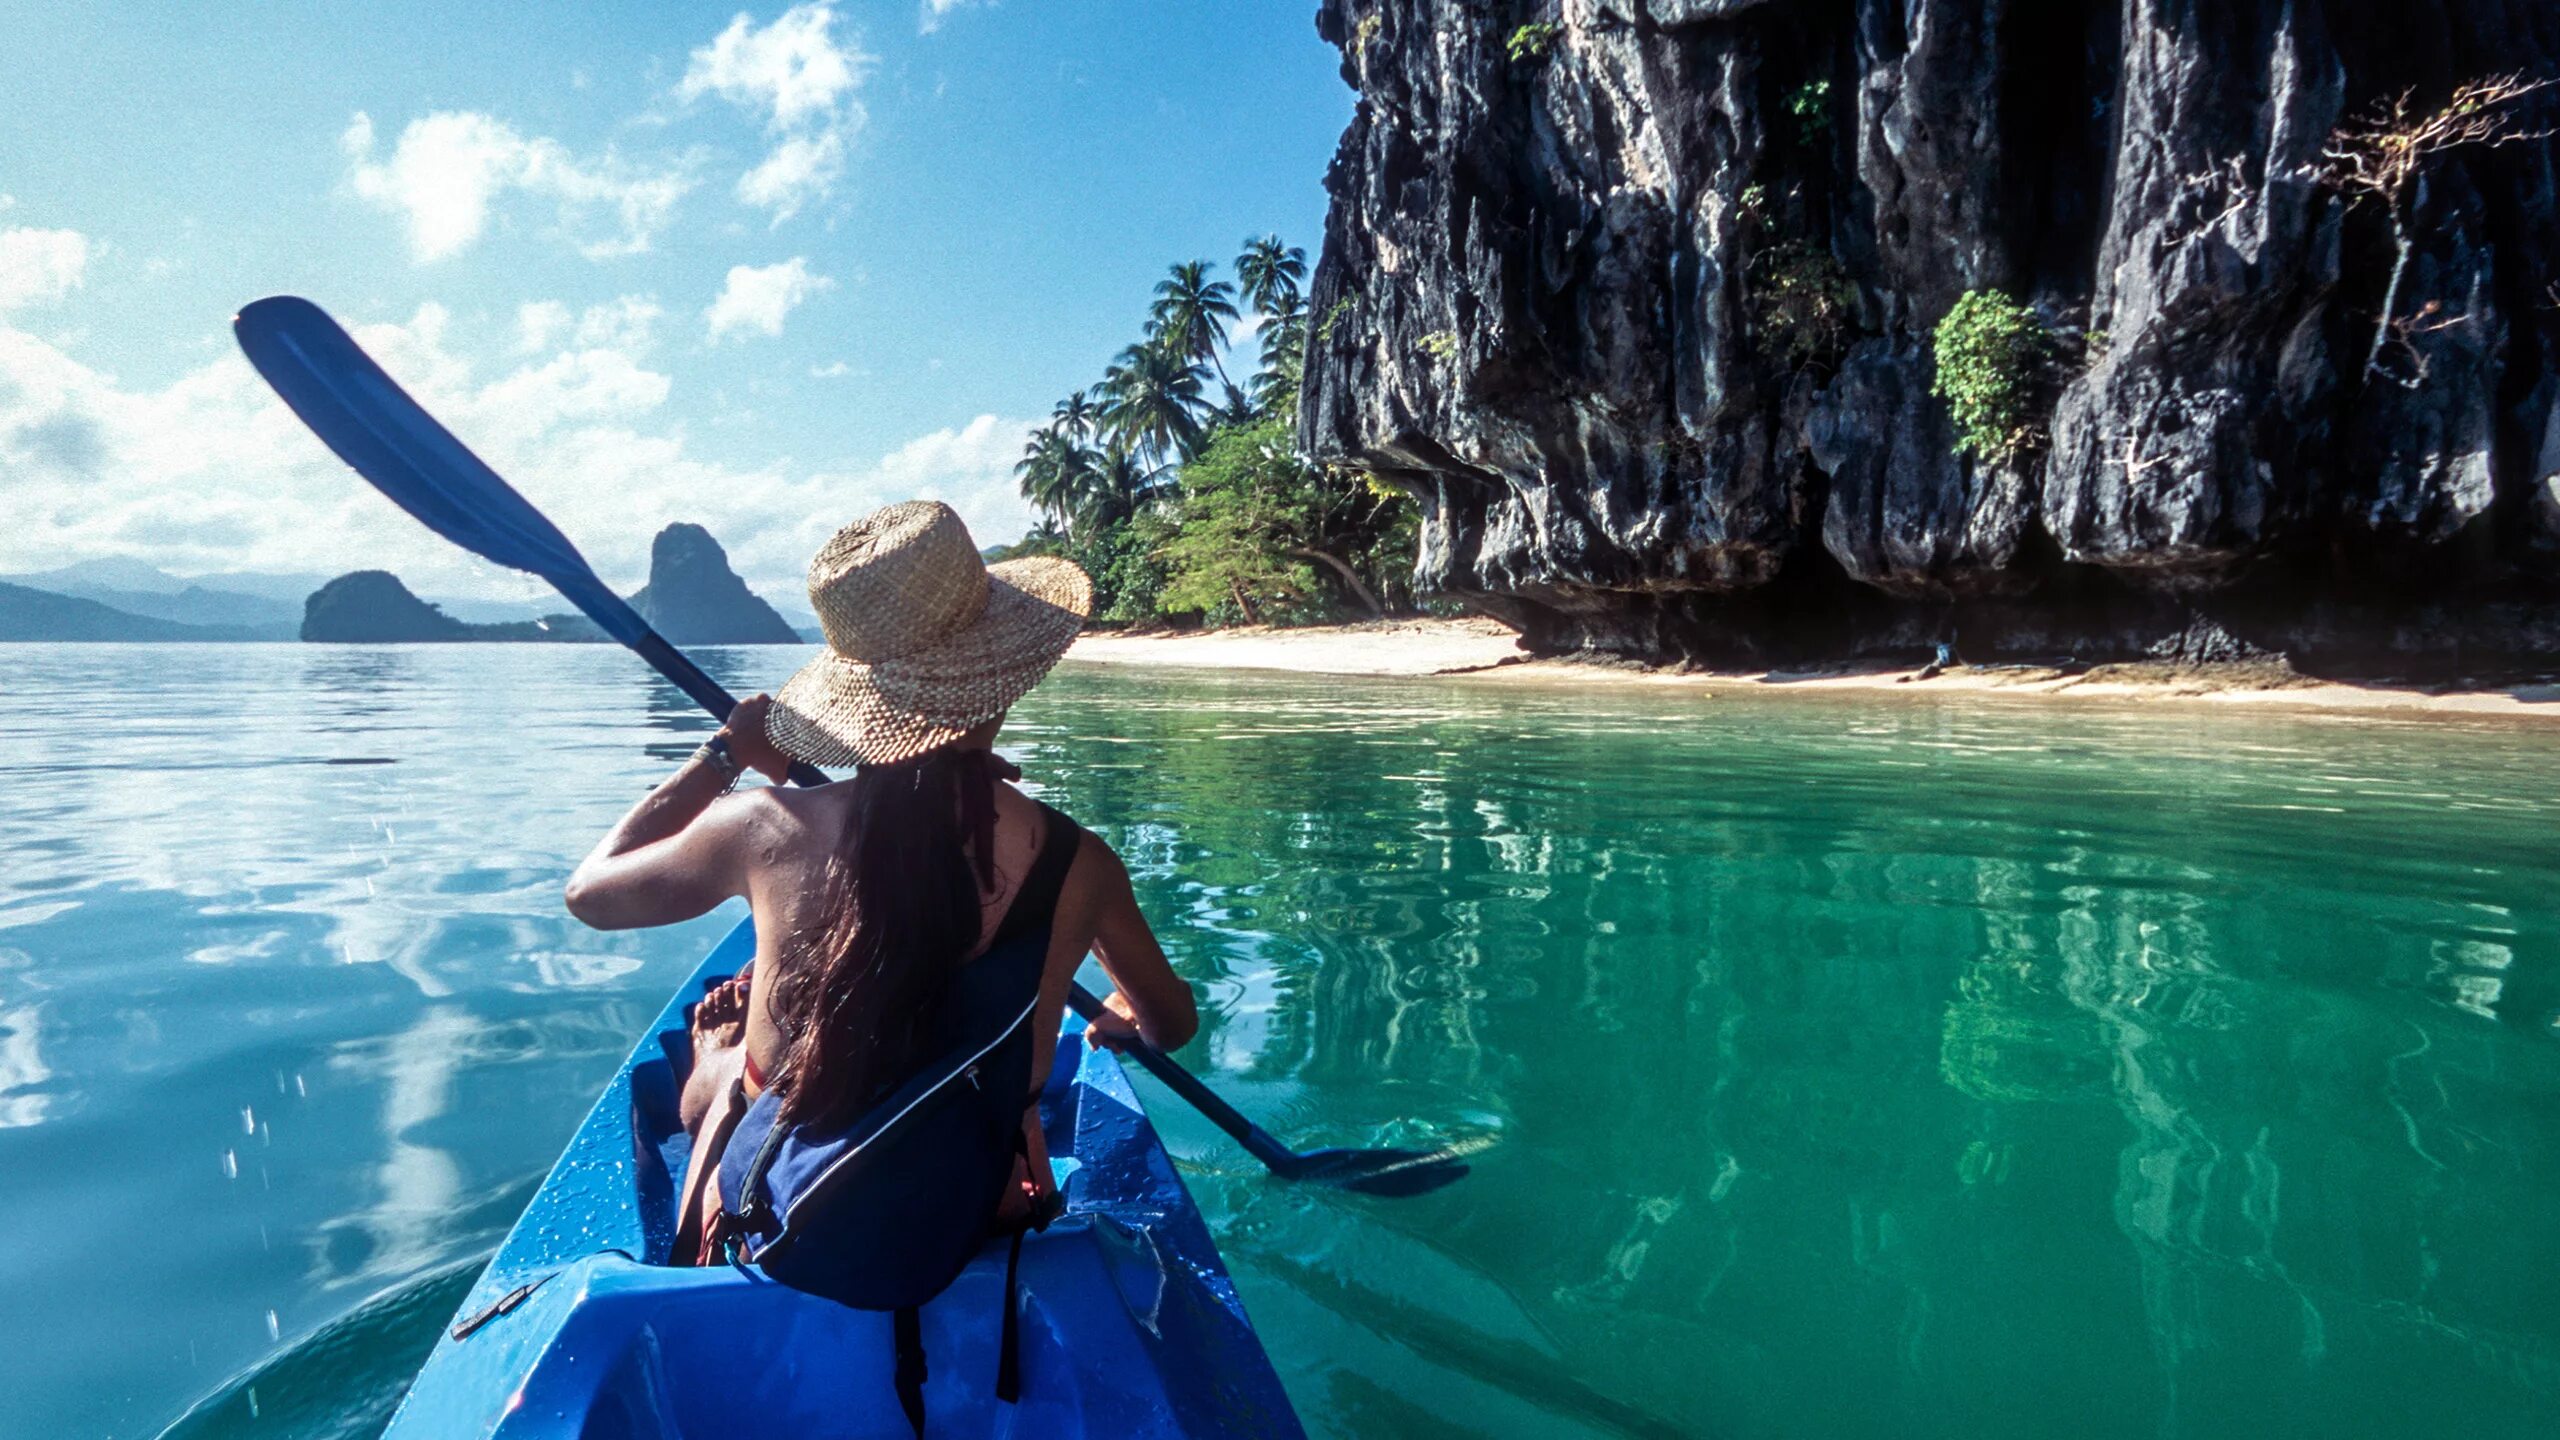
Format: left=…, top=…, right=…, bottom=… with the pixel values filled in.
left=387, top=920, right=1302, bottom=1438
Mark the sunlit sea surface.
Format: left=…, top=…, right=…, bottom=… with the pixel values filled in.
left=1, top=644, right=2555, bottom=1439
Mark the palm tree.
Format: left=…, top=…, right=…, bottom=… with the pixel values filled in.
left=1252, top=291, right=1308, bottom=414
left=1050, top=389, right=1098, bottom=442
left=1235, top=235, right=1307, bottom=316
left=1213, top=382, right=1259, bottom=429
left=1015, top=424, right=1098, bottom=531
left=1099, top=338, right=1209, bottom=466
left=1148, top=260, right=1240, bottom=390
left=1088, top=444, right=1165, bottom=528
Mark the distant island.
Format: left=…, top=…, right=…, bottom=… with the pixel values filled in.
left=300, top=522, right=802, bottom=645
left=2, top=523, right=813, bottom=645
left=0, top=580, right=278, bottom=642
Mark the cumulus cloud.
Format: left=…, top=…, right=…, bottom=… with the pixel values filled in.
left=342, top=110, right=691, bottom=262
left=0, top=226, right=91, bottom=311
left=679, top=4, right=869, bottom=224
left=705, top=258, right=831, bottom=342
left=0, top=301, right=1040, bottom=600
left=518, top=295, right=663, bottom=355
left=735, top=132, right=845, bottom=222
left=918, top=0, right=991, bottom=35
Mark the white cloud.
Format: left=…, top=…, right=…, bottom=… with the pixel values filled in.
left=735, top=131, right=844, bottom=222
left=679, top=4, right=866, bottom=130
left=0, top=303, right=1040, bottom=600
left=342, top=110, right=691, bottom=262
left=679, top=5, right=869, bottom=224
left=705, top=258, right=831, bottom=342
left=809, top=360, right=852, bottom=378
left=0, top=227, right=91, bottom=311
left=514, top=299, right=571, bottom=353
left=918, top=0, right=991, bottom=35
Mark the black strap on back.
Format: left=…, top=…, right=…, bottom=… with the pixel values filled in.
left=892, top=1305, right=927, bottom=1436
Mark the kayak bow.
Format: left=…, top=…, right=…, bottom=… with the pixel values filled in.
left=386, top=919, right=1304, bottom=1438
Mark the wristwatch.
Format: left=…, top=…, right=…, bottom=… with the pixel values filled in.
left=696, top=734, right=742, bottom=786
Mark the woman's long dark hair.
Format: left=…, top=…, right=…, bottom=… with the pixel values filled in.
left=768, top=746, right=1010, bottom=1127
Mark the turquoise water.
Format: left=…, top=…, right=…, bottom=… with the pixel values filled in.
left=2, top=645, right=2556, bottom=1438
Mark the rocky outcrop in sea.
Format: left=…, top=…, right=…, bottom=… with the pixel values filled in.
left=301, top=524, right=799, bottom=645
left=628, top=523, right=802, bottom=646
left=1298, top=1, right=2560, bottom=674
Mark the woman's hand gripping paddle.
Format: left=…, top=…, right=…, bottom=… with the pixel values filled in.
left=233, top=294, right=1469, bottom=1199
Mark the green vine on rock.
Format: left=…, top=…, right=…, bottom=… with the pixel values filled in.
left=1315, top=295, right=1357, bottom=345
left=1418, top=329, right=1459, bottom=362
left=1930, top=290, right=2056, bottom=463
left=1747, top=240, right=1856, bottom=372
left=1786, top=79, right=1833, bottom=145
left=1507, top=22, right=1561, bottom=63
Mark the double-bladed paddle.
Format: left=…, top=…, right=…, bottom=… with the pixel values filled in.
left=233, top=294, right=1467, bottom=1198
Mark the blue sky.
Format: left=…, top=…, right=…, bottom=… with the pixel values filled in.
left=0, top=2, right=1349, bottom=599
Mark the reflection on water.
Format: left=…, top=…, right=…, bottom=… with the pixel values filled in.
left=0, top=646, right=2553, bottom=1438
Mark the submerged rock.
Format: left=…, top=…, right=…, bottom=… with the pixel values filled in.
left=1300, top=0, right=2560, bottom=675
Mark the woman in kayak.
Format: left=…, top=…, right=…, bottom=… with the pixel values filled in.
left=560, top=499, right=1198, bottom=1259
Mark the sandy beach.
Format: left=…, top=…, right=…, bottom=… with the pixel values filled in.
left=1065, top=618, right=2560, bottom=720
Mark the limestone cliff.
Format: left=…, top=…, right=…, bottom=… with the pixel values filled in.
left=1300, top=0, right=2560, bottom=673
left=628, top=523, right=802, bottom=646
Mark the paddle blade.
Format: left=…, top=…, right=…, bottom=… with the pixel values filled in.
left=1288, top=1146, right=1471, bottom=1197
left=232, top=295, right=649, bottom=647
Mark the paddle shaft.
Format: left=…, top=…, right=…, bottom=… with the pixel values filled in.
left=1060, top=985, right=1303, bottom=1174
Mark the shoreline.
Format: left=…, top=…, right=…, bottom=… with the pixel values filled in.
left=1063, top=620, right=2560, bottom=721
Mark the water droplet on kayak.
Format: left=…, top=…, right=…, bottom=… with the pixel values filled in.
left=264, top=1309, right=280, bottom=1342
left=241, top=1106, right=256, bottom=1135
left=221, top=1149, right=238, bottom=1180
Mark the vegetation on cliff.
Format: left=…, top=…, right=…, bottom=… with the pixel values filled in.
left=1003, top=237, right=1416, bottom=626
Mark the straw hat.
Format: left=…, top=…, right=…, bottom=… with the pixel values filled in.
left=766, top=500, right=1091, bottom=767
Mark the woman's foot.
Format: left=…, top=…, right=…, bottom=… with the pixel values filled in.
left=679, top=975, right=751, bottom=1133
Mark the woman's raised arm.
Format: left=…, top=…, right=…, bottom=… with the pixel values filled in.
left=1077, top=835, right=1200, bottom=1053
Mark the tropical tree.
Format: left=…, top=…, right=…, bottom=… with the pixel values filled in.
left=1253, top=293, right=1308, bottom=416
left=1159, top=416, right=1394, bottom=622
left=1212, top=382, right=1260, bottom=429
left=1050, top=388, right=1099, bottom=441
left=1148, top=260, right=1241, bottom=389
left=1236, top=235, right=1308, bottom=316
left=1088, top=444, right=1166, bottom=527
left=1015, top=424, right=1099, bottom=532
left=1098, top=338, right=1210, bottom=466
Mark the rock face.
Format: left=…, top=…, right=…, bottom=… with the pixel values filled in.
left=629, top=523, right=802, bottom=646
left=1300, top=0, right=2560, bottom=673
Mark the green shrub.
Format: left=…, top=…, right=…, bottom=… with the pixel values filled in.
left=1747, top=240, right=1857, bottom=371
left=1315, top=295, right=1356, bottom=345
left=1930, top=290, right=2055, bottom=463
left=1787, top=79, right=1833, bottom=143
left=1418, top=329, right=1458, bottom=362
left=1506, top=22, right=1561, bottom=63
left=1071, top=515, right=1171, bottom=624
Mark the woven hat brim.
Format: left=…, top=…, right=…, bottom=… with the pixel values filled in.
left=766, top=555, right=1091, bottom=767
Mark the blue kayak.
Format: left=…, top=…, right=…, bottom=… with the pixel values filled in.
left=387, top=919, right=1305, bottom=1438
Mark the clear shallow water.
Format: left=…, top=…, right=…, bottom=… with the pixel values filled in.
left=2, top=645, right=2556, bottom=1439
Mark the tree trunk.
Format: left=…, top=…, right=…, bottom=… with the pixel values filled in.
left=1227, top=578, right=1263, bottom=625
left=1288, top=547, right=1384, bottom=617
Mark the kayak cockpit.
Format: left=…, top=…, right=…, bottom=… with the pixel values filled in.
left=385, top=921, right=1301, bottom=1438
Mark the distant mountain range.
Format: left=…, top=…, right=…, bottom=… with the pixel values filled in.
left=1, top=527, right=816, bottom=645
